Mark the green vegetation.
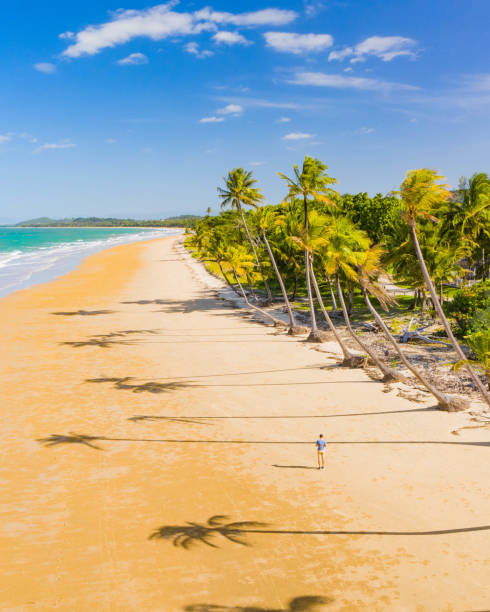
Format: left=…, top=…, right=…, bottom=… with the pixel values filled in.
left=15, top=215, right=201, bottom=228
left=187, top=159, right=490, bottom=410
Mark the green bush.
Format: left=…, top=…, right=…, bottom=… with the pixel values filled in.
left=444, top=280, right=490, bottom=334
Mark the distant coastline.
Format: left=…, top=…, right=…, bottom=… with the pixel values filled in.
left=9, top=215, right=201, bottom=228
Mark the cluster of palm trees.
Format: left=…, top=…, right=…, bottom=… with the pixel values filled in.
left=186, top=157, right=490, bottom=412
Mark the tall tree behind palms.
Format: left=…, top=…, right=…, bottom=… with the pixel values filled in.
left=441, top=172, right=490, bottom=279
left=218, top=168, right=273, bottom=302
left=400, top=168, right=490, bottom=407
left=279, top=156, right=338, bottom=341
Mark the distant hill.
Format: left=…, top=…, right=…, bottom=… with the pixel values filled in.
left=14, top=215, right=201, bottom=228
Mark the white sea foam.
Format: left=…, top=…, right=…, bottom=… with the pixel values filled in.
left=0, top=228, right=181, bottom=298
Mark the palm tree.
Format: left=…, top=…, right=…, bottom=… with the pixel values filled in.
left=358, top=246, right=468, bottom=412
left=279, top=156, right=338, bottom=341
left=218, top=168, right=273, bottom=302
left=318, top=215, right=402, bottom=380
left=275, top=205, right=304, bottom=301
left=400, top=169, right=490, bottom=407
left=222, top=245, right=285, bottom=327
left=252, top=206, right=305, bottom=333
left=290, top=210, right=360, bottom=364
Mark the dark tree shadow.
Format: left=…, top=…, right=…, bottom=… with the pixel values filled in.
left=62, top=338, right=135, bottom=348
left=51, top=310, right=115, bottom=316
left=127, top=407, right=438, bottom=423
left=37, top=434, right=490, bottom=451
left=183, top=595, right=334, bottom=611
left=150, top=516, right=490, bottom=548
left=129, top=415, right=213, bottom=425
left=272, top=465, right=317, bottom=470
left=121, top=299, right=167, bottom=305
left=62, top=329, right=161, bottom=348
left=86, top=377, right=196, bottom=394
left=37, top=432, right=103, bottom=450
left=149, top=515, right=268, bottom=548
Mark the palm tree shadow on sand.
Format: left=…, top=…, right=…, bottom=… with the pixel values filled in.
left=183, top=595, right=334, bottom=611
left=149, top=515, right=490, bottom=547
left=51, top=309, right=116, bottom=316
left=149, top=516, right=267, bottom=549
left=37, top=432, right=103, bottom=450
left=85, top=377, right=197, bottom=394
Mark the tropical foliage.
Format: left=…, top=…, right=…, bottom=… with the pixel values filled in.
left=186, top=159, right=490, bottom=410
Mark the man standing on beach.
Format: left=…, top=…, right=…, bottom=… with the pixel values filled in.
left=316, top=434, right=326, bottom=469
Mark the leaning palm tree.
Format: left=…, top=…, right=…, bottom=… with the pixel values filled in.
left=252, top=206, right=305, bottom=333
left=291, top=210, right=361, bottom=364
left=319, top=215, right=402, bottom=380
left=358, top=246, right=468, bottom=412
left=218, top=168, right=273, bottom=302
left=400, top=169, right=490, bottom=407
left=221, top=245, right=285, bottom=327
left=279, top=156, right=338, bottom=341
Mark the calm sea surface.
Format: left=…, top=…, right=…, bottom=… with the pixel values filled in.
left=0, top=227, right=181, bottom=298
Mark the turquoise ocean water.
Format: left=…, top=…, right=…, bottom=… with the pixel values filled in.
left=0, top=227, right=181, bottom=298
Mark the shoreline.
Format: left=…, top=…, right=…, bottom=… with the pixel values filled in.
left=0, top=227, right=182, bottom=300
left=1, top=235, right=488, bottom=611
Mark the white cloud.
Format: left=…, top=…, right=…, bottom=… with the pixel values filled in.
left=328, top=47, right=353, bottom=62
left=249, top=161, right=267, bottom=166
left=34, top=142, right=76, bottom=154
left=355, top=127, right=375, bottom=134
left=185, top=42, right=213, bottom=58
left=289, top=71, right=419, bottom=91
left=116, top=52, right=148, bottom=65
left=61, top=3, right=295, bottom=58
left=217, top=97, right=301, bottom=110
left=199, top=116, right=225, bottom=123
left=212, top=31, right=251, bottom=46
left=329, top=35, right=417, bottom=63
left=19, top=132, right=38, bottom=143
left=264, top=32, right=333, bottom=54
left=0, top=134, right=13, bottom=144
left=277, top=116, right=291, bottom=123
left=343, top=67, right=353, bottom=73
left=34, top=62, right=56, bottom=74
left=105, top=138, right=117, bottom=144
left=304, top=1, right=325, bottom=18
left=282, top=132, right=314, bottom=140
left=461, top=73, right=490, bottom=92
left=217, top=104, right=243, bottom=115
left=194, top=7, right=297, bottom=26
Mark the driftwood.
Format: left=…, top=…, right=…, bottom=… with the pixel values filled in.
left=400, top=318, right=450, bottom=346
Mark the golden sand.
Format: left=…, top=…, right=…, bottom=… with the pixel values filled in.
left=0, top=236, right=488, bottom=611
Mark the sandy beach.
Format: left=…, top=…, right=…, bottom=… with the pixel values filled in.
left=0, top=235, right=488, bottom=611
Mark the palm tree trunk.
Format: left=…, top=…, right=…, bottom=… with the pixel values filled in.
left=336, top=277, right=400, bottom=381
left=310, top=264, right=359, bottom=363
left=326, top=275, right=337, bottom=311
left=233, top=271, right=284, bottom=327
left=361, top=285, right=467, bottom=411
left=305, top=251, right=319, bottom=335
left=302, top=195, right=319, bottom=338
left=238, top=205, right=273, bottom=302
left=409, top=221, right=490, bottom=407
left=291, top=273, right=298, bottom=301
left=261, top=230, right=297, bottom=329
left=217, top=261, right=240, bottom=295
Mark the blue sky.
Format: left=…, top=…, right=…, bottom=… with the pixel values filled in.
left=1, top=0, right=489, bottom=221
